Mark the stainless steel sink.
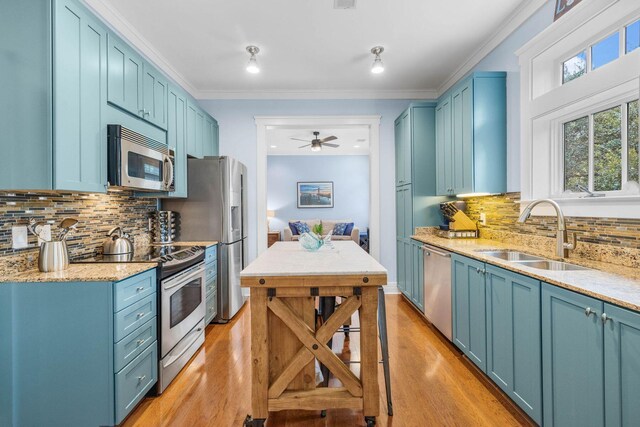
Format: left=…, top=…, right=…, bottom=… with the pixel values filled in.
left=477, top=250, right=545, bottom=262
left=511, top=260, right=589, bottom=271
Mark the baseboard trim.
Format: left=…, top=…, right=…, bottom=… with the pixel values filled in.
left=383, top=282, right=400, bottom=294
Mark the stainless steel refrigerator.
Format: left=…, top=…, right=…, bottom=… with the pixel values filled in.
left=163, top=156, right=248, bottom=322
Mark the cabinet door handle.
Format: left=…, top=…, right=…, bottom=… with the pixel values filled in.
left=601, top=313, right=612, bottom=324
left=137, top=375, right=146, bottom=384
left=136, top=338, right=146, bottom=347
left=137, top=312, right=146, bottom=319
left=585, top=307, right=597, bottom=317
left=136, top=286, right=145, bottom=292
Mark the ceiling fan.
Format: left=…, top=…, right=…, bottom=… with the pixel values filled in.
left=292, top=131, right=339, bottom=152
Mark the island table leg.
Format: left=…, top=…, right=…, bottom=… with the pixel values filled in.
left=360, top=287, right=380, bottom=422
left=250, top=288, right=269, bottom=423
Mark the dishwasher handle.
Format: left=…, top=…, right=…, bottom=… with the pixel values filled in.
left=421, top=245, right=451, bottom=258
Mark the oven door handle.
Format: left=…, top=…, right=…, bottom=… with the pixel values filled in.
left=161, top=326, right=204, bottom=368
left=163, top=266, right=204, bottom=291
left=162, top=154, right=174, bottom=191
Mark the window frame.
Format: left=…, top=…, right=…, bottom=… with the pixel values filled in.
left=518, top=0, right=640, bottom=218
left=554, top=93, right=638, bottom=198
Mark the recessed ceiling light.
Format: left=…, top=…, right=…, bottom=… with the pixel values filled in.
left=354, top=145, right=361, bottom=148
left=270, top=145, right=277, bottom=148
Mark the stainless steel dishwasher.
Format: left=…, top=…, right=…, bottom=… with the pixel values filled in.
left=422, top=244, right=452, bottom=341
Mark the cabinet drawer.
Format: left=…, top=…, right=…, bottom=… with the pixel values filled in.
left=205, top=262, right=217, bottom=283
left=114, top=269, right=156, bottom=312
left=114, top=318, right=157, bottom=373
left=205, top=245, right=217, bottom=265
left=115, top=342, right=158, bottom=424
left=205, top=277, right=217, bottom=298
left=206, top=290, right=217, bottom=324
left=114, top=294, right=156, bottom=342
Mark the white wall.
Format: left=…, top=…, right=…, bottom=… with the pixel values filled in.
left=199, top=99, right=416, bottom=282
left=267, top=155, right=370, bottom=234
left=472, top=0, right=555, bottom=191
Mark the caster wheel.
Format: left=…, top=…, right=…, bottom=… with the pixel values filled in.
left=365, top=416, right=376, bottom=427
left=320, top=410, right=327, bottom=418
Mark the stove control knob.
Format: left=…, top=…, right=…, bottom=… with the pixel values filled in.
left=191, top=246, right=199, bottom=252
left=166, top=255, right=174, bottom=261
left=160, top=256, right=168, bottom=262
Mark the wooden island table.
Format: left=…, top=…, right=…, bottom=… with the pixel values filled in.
left=241, top=241, right=387, bottom=427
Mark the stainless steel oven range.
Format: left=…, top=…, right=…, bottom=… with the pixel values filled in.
left=72, top=244, right=207, bottom=393
left=159, top=260, right=205, bottom=392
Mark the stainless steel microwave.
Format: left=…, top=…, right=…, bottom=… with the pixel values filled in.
left=107, top=125, right=175, bottom=192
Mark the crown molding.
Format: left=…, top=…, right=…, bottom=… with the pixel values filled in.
left=437, top=0, right=549, bottom=96
left=81, top=0, right=199, bottom=98
left=195, top=89, right=438, bottom=100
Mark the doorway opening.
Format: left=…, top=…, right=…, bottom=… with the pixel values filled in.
left=255, top=116, right=381, bottom=260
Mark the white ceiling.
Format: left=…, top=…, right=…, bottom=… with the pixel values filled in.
left=267, top=127, right=370, bottom=155
left=87, top=0, right=535, bottom=99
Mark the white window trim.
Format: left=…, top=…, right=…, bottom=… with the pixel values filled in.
left=517, top=0, right=640, bottom=218
left=551, top=92, right=639, bottom=198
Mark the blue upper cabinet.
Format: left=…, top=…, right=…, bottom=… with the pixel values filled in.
left=435, top=72, right=506, bottom=196
left=107, top=35, right=143, bottom=120
left=603, top=303, right=640, bottom=426
left=164, top=86, right=188, bottom=198
left=0, top=0, right=109, bottom=193
left=142, top=63, right=168, bottom=129
left=107, top=34, right=168, bottom=131
left=542, top=283, right=605, bottom=427
left=53, top=0, right=108, bottom=193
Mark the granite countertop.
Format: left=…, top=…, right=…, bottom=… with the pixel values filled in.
left=411, top=234, right=640, bottom=312
left=2, top=263, right=156, bottom=283
left=173, top=241, right=218, bottom=247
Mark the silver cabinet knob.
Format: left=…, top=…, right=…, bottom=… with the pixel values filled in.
left=137, top=312, right=146, bottom=319
left=601, top=313, right=612, bottom=324
left=136, top=286, right=145, bottom=292
left=137, top=375, right=146, bottom=383
left=585, top=307, right=596, bottom=317
left=136, top=339, right=145, bottom=346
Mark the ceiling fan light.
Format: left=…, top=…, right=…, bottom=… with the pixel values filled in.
left=311, top=145, right=322, bottom=152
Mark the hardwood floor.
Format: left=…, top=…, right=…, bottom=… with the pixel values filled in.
left=123, top=295, right=534, bottom=427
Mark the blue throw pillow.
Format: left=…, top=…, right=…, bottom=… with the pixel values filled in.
left=294, top=222, right=310, bottom=235
left=344, top=222, right=354, bottom=236
left=289, top=221, right=300, bottom=236
left=333, top=223, right=348, bottom=236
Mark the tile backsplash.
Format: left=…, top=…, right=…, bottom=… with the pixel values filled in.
left=464, top=192, right=640, bottom=249
left=0, top=191, right=157, bottom=272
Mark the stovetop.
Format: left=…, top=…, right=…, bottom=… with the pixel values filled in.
left=73, top=244, right=206, bottom=278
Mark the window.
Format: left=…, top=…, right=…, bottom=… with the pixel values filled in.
left=627, top=19, right=640, bottom=54
left=562, top=52, right=586, bottom=83
left=591, top=32, right=619, bottom=70
left=563, top=100, right=639, bottom=194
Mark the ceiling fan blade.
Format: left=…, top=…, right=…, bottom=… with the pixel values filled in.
left=298, top=144, right=312, bottom=148
left=319, top=136, right=337, bottom=143
left=323, top=143, right=340, bottom=148
left=291, top=138, right=311, bottom=142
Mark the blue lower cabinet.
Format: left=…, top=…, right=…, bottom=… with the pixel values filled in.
left=604, top=303, right=640, bottom=426
left=411, top=241, right=424, bottom=312
left=452, top=254, right=487, bottom=372
left=542, top=283, right=605, bottom=427
left=6, top=270, right=158, bottom=427
left=115, top=342, right=158, bottom=424
left=205, top=244, right=217, bottom=265
left=206, top=289, right=218, bottom=324
left=485, top=266, right=541, bottom=424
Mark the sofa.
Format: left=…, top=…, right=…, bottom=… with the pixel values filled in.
left=283, top=219, right=359, bottom=243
